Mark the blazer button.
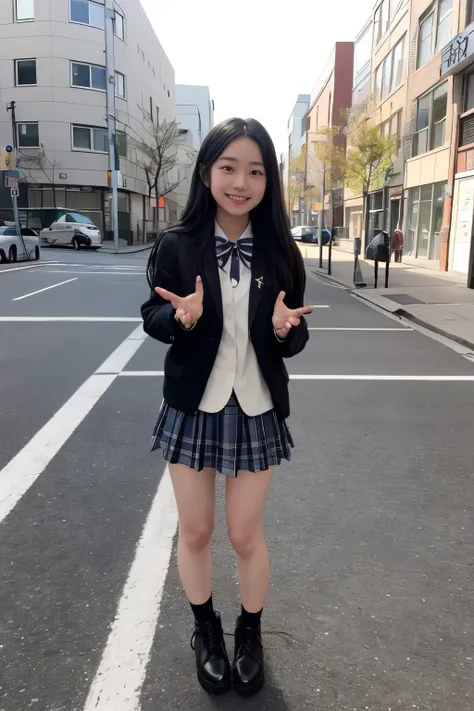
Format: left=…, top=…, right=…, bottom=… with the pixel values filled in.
left=170, top=336, right=175, bottom=342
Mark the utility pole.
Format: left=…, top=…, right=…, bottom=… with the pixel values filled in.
left=6, top=101, right=28, bottom=258
left=104, top=0, right=119, bottom=253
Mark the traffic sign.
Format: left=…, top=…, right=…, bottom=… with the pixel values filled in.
left=5, top=145, right=13, bottom=153
left=10, top=188, right=19, bottom=197
left=6, top=177, right=19, bottom=190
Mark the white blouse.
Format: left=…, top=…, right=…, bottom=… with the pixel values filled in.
left=198, top=222, right=273, bottom=416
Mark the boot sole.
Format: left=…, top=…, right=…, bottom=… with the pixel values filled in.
left=197, top=669, right=231, bottom=695
left=232, top=670, right=265, bottom=697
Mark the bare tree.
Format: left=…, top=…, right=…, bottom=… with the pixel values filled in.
left=131, top=109, right=193, bottom=201
left=19, top=144, right=59, bottom=207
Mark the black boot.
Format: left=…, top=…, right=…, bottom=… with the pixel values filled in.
left=232, top=616, right=265, bottom=696
left=190, top=611, right=231, bottom=695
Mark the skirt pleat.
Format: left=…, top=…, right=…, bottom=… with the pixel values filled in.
left=151, top=392, right=293, bottom=477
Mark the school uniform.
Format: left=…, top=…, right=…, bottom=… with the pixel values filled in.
left=141, top=222, right=309, bottom=477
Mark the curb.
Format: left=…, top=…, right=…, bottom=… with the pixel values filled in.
left=100, top=245, right=152, bottom=254
left=310, top=268, right=351, bottom=290
left=353, top=291, right=474, bottom=351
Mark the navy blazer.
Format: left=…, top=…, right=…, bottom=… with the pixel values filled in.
left=141, top=231, right=309, bottom=419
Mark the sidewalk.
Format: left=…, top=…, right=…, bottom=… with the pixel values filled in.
left=100, top=241, right=153, bottom=254
left=305, top=243, right=474, bottom=350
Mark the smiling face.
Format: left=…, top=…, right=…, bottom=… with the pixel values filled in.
left=207, top=137, right=267, bottom=222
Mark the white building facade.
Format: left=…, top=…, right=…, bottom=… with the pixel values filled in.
left=0, top=0, right=181, bottom=243
left=175, top=85, right=214, bottom=151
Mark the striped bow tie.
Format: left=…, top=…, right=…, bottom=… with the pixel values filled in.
left=215, top=236, right=253, bottom=286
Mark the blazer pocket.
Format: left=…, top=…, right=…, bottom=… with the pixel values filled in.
left=164, top=352, right=184, bottom=378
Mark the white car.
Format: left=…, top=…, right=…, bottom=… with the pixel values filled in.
left=40, top=212, right=102, bottom=250
left=0, top=225, right=41, bottom=263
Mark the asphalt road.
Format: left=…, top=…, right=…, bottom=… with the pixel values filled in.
left=0, top=246, right=473, bottom=711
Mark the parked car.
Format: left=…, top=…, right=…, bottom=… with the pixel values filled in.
left=0, top=226, right=41, bottom=263
left=291, top=225, right=332, bottom=245
left=40, top=212, right=102, bottom=250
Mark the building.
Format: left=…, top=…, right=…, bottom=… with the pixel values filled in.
left=402, top=0, right=456, bottom=267
left=345, top=18, right=373, bottom=240
left=285, top=94, right=310, bottom=225
left=369, top=0, right=411, bottom=240
left=175, top=85, right=214, bottom=151
left=0, top=0, right=184, bottom=243
left=440, top=0, right=474, bottom=281
left=305, top=42, right=354, bottom=229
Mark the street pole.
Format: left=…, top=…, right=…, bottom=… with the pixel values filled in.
left=6, top=101, right=28, bottom=258
left=104, top=0, right=119, bottom=253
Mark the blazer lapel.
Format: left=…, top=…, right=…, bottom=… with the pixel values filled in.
left=249, top=245, right=269, bottom=328
left=200, top=240, right=223, bottom=325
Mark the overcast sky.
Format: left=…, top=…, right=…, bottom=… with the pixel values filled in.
left=140, top=0, right=376, bottom=156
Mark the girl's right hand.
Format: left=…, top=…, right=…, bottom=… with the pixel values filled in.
left=155, top=276, right=204, bottom=329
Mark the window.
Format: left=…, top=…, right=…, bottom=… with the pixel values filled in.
left=15, top=0, right=34, bottom=21
left=417, top=0, right=453, bottom=68
left=470, top=0, right=474, bottom=24
left=381, top=111, right=401, bottom=153
left=381, top=52, right=392, bottom=99
left=431, top=83, right=448, bottom=148
left=405, top=182, right=445, bottom=259
left=374, top=0, right=391, bottom=44
left=114, top=10, right=124, bottom=40
left=72, top=125, right=108, bottom=152
left=375, top=35, right=406, bottom=103
left=436, top=0, right=453, bottom=51
left=70, top=0, right=105, bottom=30
left=116, top=131, right=127, bottom=157
left=414, top=83, right=448, bottom=155
left=375, top=64, right=383, bottom=102
left=390, top=36, right=405, bottom=92
left=417, top=9, right=434, bottom=68
left=71, top=62, right=106, bottom=91
left=465, top=73, right=474, bottom=112
left=17, top=122, right=39, bottom=147
left=115, top=72, right=125, bottom=98
left=15, top=59, right=37, bottom=86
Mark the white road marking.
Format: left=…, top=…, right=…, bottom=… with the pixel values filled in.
left=11, top=278, right=78, bottom=301
left=308, top=327, right=413, bottom=331
left=0, top=316, right=142, bottom=322
left=312, top=305, right=330, bottom=308
left=83, top=466, right=177, bottom=711
left=47, top=270, right=144, bottom=275
left=0, top=261, right=60, bottom=274
left=118, top=371, right=474, bottom=381
left=289, top=374, right=474, bottom=381
left=0, top=326, right=146, bottom=525
left=119, top=371, right=165, bottom=377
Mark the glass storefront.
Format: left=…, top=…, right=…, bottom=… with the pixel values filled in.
left=404, top=182, right=446, bottom=260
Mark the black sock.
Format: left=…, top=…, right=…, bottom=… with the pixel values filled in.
left=241, top=605, right=262, bottom=628
left=190, top=594, right=215, bottom=624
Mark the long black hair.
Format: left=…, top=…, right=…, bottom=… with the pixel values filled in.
left=147, top=117, right=305, bottom=294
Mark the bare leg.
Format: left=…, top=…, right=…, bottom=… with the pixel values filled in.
left=169, top=464, right=216, bottom=604
left=226, top=469, right=273, bottom=612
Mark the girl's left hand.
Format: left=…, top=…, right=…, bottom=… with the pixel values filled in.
left=272, top=291, right=313, bottom=340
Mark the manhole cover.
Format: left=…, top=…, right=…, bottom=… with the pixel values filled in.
left=388, top=293, right=425, bottom=305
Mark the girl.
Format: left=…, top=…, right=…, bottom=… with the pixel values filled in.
left=141, top=117, right=312, bottom=697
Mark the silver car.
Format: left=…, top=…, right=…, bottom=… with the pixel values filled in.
left=40, top=212, right=102, bottom=250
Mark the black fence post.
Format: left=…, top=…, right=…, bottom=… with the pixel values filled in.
left=328, top=232, right=333, bottom=276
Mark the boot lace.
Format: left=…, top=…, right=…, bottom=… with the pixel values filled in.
left=238, top=625, right=262, bottom=659
left=190, top=619, right=222, bottom=658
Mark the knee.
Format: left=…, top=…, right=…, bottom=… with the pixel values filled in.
left=179, top=520, right=213, bottom=553
left=228, top=524, right=262, bottom=559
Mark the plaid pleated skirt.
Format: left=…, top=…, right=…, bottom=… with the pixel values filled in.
left=151, top=392, right=294, bottom=477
